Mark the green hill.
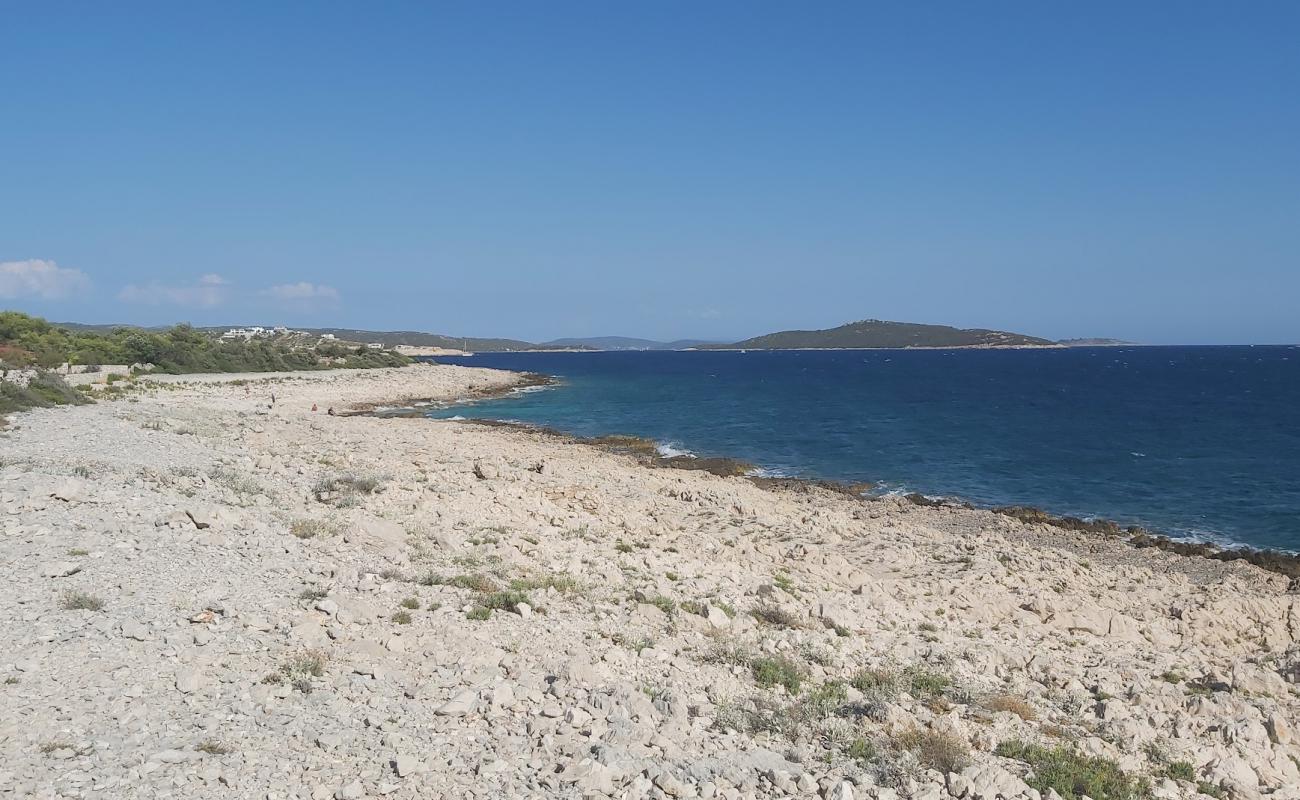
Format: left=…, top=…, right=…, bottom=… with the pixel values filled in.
left=712, top=319, right=1055, bottom=350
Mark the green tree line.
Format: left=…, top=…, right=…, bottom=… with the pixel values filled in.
left=0, top=312, right=408, bottom=373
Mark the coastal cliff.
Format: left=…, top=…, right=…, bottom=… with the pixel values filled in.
left=1, top=364, right=1295, bottom=799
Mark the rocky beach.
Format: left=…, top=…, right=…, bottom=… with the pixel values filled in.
left=1, top=363, right=1297, bottom=800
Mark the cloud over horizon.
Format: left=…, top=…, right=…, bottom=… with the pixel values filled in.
left=262, top=282, right=340, bottom=302
left=260, top=282, right=341, bottom=310
left=118, top=273, right=229, bottom=308
left=0, top=259, right=91, bottom=299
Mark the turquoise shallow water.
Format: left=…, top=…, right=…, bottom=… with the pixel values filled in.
left=423, top=347, right=1300, bottom=552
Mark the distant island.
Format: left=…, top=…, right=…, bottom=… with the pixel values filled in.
left=1056, top=337, right=1134, bottom=347
left=701, top=319, right=1055, bottom=350
left=47, top=318, right=1133, bottom=353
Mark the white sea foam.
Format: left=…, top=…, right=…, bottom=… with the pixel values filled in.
left=745, top=466, right=792, bottom=478
left=655, top=442, right=695, bottom=458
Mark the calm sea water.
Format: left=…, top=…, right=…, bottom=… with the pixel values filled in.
left=424, top=347, right=1300, bottom=552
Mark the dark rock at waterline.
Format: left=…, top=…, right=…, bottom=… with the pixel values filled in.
left=586, top=435, right=660, bottom=456
left=904, top=493, right=973, bottom=510
left=748, top=476, right=876, bottom=498
left=993, top=505, right=1135, bottom=536
left=1130, top=532, right=1300, bottom=581
left=653, top=455, right=754, bottom=477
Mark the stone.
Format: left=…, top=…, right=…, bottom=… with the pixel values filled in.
left=704, top=604, right=731, bottom=629
left=176, top=668, right=203, bottom=694
left=153, top=749, right=190, bottom=764
left=1266, top=712, right=1293, bottom=744
left=119, top=619, right=149, bottom=640
left=50, top=478, right=88, bottom=502
left=335, top=780, right=365, bottom=800
left=391, top=755, right=424, bottom=777
left=40, top=561, right=81, bottom=578
left=654, top=771, right=688, bottom=797
left=435, top=689, right=478, bottom=717
left=827, top=781, right=854, bottom=800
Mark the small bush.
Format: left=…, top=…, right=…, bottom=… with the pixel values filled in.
left=61, top=590, right=105, bottom=611
left=392, top=610, right=412, bottom=625
left=466, top=606, right=491, bottom=621
left=904, top=666, right=951, bottom=698
left=1163, top=761, right=1194, bottom=781
left=399, top=596, right=421, bottom=609
left=643, top=595, right=676, bottom=615
left=299, top=587, right=329, bottom=602
left=422, top=572, right=498, bottom=593
left=290, top=518, right=335, bottom=539
left=703, top=640, right=753, bottom=667
left=1197, top=781, right=1225, bottom=799
left=483, top=590, right=529, bottom=613
left=985, top=693, right=1037, bottom=721
left=847, top=736, right=877, bottom=766
left=280, top=649, right=329, bottom=693
left=850, top=667, right=899, bottom=696
left=313, top=472, right=383, bottom=503
left=996, top=740, right=1148, bottom=800
left=509, top=573, right=579, bottom=594
left=751, top=601, right=805, bottom=629
left=211, top=467, right=263, bottom=497
left=751, top=655, right=804, bottom=693
left=897, top=728, right=970, bottom=773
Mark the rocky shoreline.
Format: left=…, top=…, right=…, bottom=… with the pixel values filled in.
left=2, top=364, right=1297, bottom=800
left=444, top=418, right=1300, bottom=585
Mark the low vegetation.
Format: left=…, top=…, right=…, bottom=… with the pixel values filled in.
left=0, top=370, right=87, bottom=416
left=313, top=473, right=384, bottom=504
left=995, top=740, right=1149, bottom=800
left=896, top=728, right=971, bottom=773
left=60, top=590, right=105, bottom=612
left=0, top=311, right=408, bottom=374
left=274, top=649, right=329, bottom=693
left=984, top=693, right=1037, bottom=720
left=751, top=655, right=805, bottom=693
left=289, top=518, right=337, bottom=539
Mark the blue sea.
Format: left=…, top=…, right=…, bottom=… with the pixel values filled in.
left=423, top=347, right=1300, bottom=552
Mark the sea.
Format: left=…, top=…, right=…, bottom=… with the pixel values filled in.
left=421, top=347, right=1300, bottom=553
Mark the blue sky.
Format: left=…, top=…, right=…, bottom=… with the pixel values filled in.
left=2, top=2, right=1297, bottom=344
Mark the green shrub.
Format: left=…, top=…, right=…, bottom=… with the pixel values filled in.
left=904, top=665, right=951, bottom=697
left=996, top=740, right=1149, bottom=800
left=482, top=590, right=529, bottom=613
left=0, top=371, right=88, bottom=415
left=751, top=656, right=804, bottom=693
left=509, top=573, right=579, bottom=593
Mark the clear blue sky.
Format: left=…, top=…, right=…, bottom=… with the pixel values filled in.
left=2, top=2, right=1297, bottom=344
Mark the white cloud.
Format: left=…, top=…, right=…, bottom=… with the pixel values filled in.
left=118, top=274, right=230, bottom=307
left=0, top=259, right=91, bottom=299
left=261, top=282, right=341, bottom=304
